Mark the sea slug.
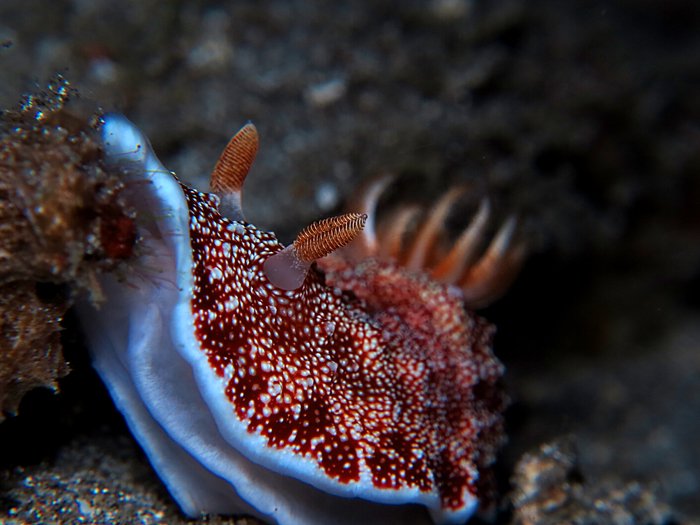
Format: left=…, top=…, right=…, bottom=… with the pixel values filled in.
left=78, top=114, right=524, bottom=525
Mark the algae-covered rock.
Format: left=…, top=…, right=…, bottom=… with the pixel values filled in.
left=0, top=77, right=135, bottom=420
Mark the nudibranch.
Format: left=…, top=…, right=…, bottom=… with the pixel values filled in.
left=79, top=114, right=524, bottom=525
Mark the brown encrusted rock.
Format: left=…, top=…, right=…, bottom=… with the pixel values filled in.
left=0, top=77, right=136, bottom=420
left=0, top=282, right=68, bottom=417
left=510, top=438, right=677, bottom=525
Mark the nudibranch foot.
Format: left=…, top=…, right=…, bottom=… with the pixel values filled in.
left=80, top=114, right=516, bottom=525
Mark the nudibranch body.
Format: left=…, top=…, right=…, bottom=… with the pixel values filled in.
left=80, top=114, right=523, bottom=525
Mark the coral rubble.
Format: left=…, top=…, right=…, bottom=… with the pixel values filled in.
left=510, top=439, right=676, bottom=525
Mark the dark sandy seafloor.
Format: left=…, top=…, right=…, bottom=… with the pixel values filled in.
left=1, top=0, right=699, bottom=524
